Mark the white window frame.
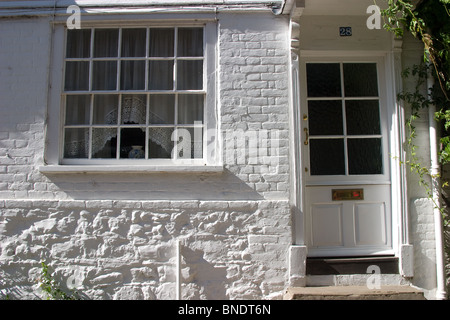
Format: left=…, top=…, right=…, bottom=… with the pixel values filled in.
left=41, top=19, right=221, bottom=173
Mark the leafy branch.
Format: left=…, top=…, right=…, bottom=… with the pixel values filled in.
left=38, top=261, right=80, bottom=300
left=379, top=0, right=450, bottom=225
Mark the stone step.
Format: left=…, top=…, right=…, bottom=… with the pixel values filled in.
left=284, top=285, right=425, bottom=300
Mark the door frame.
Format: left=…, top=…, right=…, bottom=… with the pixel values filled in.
left=291, top=50, right=406, bottom=259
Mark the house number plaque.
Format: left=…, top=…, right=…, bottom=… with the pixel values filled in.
left=339, top=26, right=352, bottom=36
left=332, top=189, right=364, bottom=201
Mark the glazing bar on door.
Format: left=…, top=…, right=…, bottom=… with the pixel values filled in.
left=332, top=189, right=364, bottom=201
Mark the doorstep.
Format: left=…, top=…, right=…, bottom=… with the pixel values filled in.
left=306, top=256, right=399, bottom=275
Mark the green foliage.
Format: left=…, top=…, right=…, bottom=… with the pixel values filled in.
left=38, top=261, right=80, bottom=300
left=381, top=0, right=450, bottom=101
left=379, top=0, right=450, bottom=224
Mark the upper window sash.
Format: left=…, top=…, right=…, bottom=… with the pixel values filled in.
left=63, top=27, right=206, bottom=93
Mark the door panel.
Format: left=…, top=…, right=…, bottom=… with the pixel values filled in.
left=310, top=203, right=343, bottom=247
left=354, top=202, right=387, bottom=246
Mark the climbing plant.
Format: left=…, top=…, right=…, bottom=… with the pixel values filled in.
left=379, top=0, right=450, bottom=224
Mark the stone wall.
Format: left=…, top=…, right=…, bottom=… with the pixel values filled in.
left=0, top=199, right=291, bottom=299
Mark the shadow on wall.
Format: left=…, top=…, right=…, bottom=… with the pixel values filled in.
left=42, top=169, right=265, bottom=201
left=181, top=246, right=228, bottom=300
left=444, top=224, right=450, bottom=294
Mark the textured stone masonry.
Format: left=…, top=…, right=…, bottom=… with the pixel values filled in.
left=0, top=199, right=291, bottom=299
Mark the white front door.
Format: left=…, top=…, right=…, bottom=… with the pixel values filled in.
left=301, top=57, right=393, bottom=257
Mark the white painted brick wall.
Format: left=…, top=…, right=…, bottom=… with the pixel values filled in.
left=0, top=13, right=290, bottom=202
left=0, top=12, right=292, bottom=300
left=0, top=18, right=50, bottom=201
left=219, top=12, right=290, bottom=198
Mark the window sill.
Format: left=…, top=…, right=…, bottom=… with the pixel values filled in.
left=39, top=164, right=224, bottom=174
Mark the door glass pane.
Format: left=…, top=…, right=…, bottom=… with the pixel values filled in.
left=310, top=139, right=345, bottom=175
left=346, top=100, right=381, bottom=135
left=149, top=60, right=174, bottom=90
left=121, top=28, right=146, bottom=57
left=66, top=29, right=91, bottom=58
left=308, top=100, right=343, bottom=135
left=348, top=138, right=383, bottom=175
left=149, top=28, right=174, bottom=57
left=65, top=95, right=91, bottom=125
left=94, top=29, right=119, bottom=58
left=93, top=95, right=118, bottom=125
left=306, top=63, right=341, bottom=97
left=343, top=63, right=378, bottom=97
left=120, top=60, right=145, bottom=90
left=92, top=61, right=117, bottom=91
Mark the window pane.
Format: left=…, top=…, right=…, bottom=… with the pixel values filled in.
left=306, top=63, right=341, bottom=97
left=65, top=95, right=91, bottom=125
left=345, top=100, right=381, bottom=135
left=120, top=128, right=146, bottom=159
left=93, top=95, right=118, bottom=125
left=343, top=63, right=378, bottom=97
left=178, top=94, right=204, bottom=124
left=149, top=28, right=174, bottom=57
left=65, top=61, right=89, bottom=91
left=93, top=61, right=117, bottom=91
left=308, top=100, right=343, bottom=136
left=174, top=127, right=203, bottom=159
left=177, top=28, right=203, bottom=57
left=121, top=28, right=146, bottom=57
left=149, top=60, right=173, bottom=90
left=122, top=95, right=146, bottom=125
left=66, top=29, right=91, bottom=58
left=94, top=29, right=119, bottom=58
left=120, top=60, right=145, bottom=90
left=310, top=139, right=345, bottom=175
left=348, top=138, right=383, bottom=175
left=149, top=94, right=175, bottom=124
left=177, top=60, right=203, bottom=90
left=64, top=128, right=89, bottom=158
left=149, top=128, right=174, bottom=158
left=92, top=128, right=117, bottom=158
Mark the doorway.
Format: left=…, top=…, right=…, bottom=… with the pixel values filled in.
left=300, top=57, right=394, bottom=257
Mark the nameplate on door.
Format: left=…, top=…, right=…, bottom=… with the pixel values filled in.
left=332, top=189, right=364, bottom=201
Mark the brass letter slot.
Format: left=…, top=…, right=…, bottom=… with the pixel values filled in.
left=332, top=189, right=364, bottom=201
